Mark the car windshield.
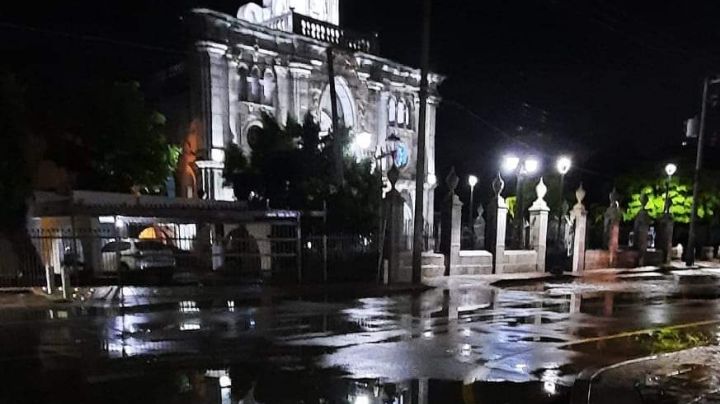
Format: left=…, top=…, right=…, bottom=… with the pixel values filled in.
left=135, top=241, right=169, bottom=251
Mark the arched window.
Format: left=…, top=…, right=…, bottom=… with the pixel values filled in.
left=238, top=66, right=249, bottom=101
left=249, top=66, right=262, bottom=103
left=397, top=99, right=406, bottom=127
left=262, top=69, right=275, bottom=105
left=388, top=97, right=397, bottom=126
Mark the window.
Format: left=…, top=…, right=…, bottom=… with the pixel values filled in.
left=136, top=241, right=170, bottom=252
left=249, top=67, right=262, bottom=103
left=388, top=97, right=397, bottom=125
left=238, top=67, right=249, bottom=101
left=262, top=69, right=275, bottom=105
left=397, top=99, right=406, bottom=127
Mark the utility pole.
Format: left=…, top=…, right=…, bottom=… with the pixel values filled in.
left=412, top=0, right=432, bottom=284
left=686, top=76, right=711, bottom=266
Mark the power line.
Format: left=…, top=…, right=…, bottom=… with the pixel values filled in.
left=0, top=21, right=186, bottom=55
left=442, top=98, right=612, bottom=179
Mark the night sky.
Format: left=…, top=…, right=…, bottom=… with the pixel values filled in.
left=4, top=0, right=720, bottom=204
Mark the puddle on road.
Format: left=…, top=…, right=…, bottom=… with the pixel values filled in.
left=1, top=363, right=570, bottom=404
left=4, top=274, right=720, bottom=403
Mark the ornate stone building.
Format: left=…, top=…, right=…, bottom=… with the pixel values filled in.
left=184, top=0, right=443, bottom=230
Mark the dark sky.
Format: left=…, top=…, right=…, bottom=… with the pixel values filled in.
left=4, top=0, right=720, bottom=202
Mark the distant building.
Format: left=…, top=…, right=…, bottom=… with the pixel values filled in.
left=179, top=0, right=444, bottom=232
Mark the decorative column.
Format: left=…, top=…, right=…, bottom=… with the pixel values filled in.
left=571, top=184, right=588, bottom=273
left=385, top=165, right=408, bottom=283
left=603, top=188, right=622, bottom=267
left=486, top=174, right=508, bottom=274
left=529, top=178, right=550, bottom=272
left=440, top=168, right=463, bottom=276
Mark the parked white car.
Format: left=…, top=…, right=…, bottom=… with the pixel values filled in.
left=100, top=239, right=176, bottom=281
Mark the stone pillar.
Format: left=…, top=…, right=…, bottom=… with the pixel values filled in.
left=529, top=178, right=550, bottom=272
left=603, top=188, right=622, bottom=267
left=657, top=213, right=674, bottom=265
left=486, top=174, right=508, bottom=274
left=440, top=168, right=463, bottom=276
left=275, top=64, right=290, bottom=123
left=385, top=165, right=408, bottom=283
left=633, top=194, right=652, bottom=266
left=571, top=184, right=588, bottom=273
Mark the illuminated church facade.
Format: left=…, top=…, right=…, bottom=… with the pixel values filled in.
left=184, top=0, right=443, bottom=230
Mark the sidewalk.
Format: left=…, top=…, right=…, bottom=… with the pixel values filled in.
left=573, top=345, right=720, bottom=404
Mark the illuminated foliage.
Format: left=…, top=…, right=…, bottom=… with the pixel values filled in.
left=621, top=177, right=720, bottom=223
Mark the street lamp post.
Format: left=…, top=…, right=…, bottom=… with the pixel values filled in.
left=555, top=156, right=572, bottom=246
left=664, top=163, right=677, bottom=215
left=502, top=155, right=539, bottom=249
left=468, top=175, right=478, bottom=228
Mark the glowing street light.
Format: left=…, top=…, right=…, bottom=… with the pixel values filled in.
left=555, top=156, right=572, bottom=248
left=502, top=155, right=521, bottom=173
left=523, top=157, right=540, bottom=174
left=665, top=163, right=677, bottom=177
left=556, top=156, right=572, bottom=175
left=664, top=163, right=677, bottom=214
left=501, top=154, right=541, bottom=248
left=468, top=175, right=478, bottom=188
left=468, top=175, right=478, bottom=226
left=354, top=131, right=372, bottom=150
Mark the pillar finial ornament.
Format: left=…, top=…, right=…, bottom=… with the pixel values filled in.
left=388, top=163, right=399, bottom=191
left=492, top=173, right=505, bottom=197
left=535, top=177, right=547, bottom=201
left=609, top=187, right=620, bottom=207
left=445, top=166, right=459, bottom=193
left=575, top=183, right=586, bottom=205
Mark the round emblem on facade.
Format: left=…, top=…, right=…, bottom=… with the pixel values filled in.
left=394, top=143, right=409, bottom=168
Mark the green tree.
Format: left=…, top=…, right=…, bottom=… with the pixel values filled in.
left=47, top=82, right=179, bottom=193
left=223, top=112, right=381, bottom=234
left=619, top=174, right=720, bottom=223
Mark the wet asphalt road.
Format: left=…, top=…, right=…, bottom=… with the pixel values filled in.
left=2, top=270, right=720, bottom=403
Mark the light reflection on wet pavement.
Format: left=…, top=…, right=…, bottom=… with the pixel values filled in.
left=2, top=272, right=720, bottom=403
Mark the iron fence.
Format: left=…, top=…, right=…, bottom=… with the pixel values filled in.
left=0, top=227, right=389, bottom=287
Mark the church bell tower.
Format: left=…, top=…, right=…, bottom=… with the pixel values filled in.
left=263, top=0, right=339, bottom=25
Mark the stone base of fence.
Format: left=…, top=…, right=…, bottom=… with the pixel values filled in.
left=502, top=250, right=539, bottom=273
left=452, top=250, right=493, bottom=275
left=400, top=252, right=445, bottom=279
